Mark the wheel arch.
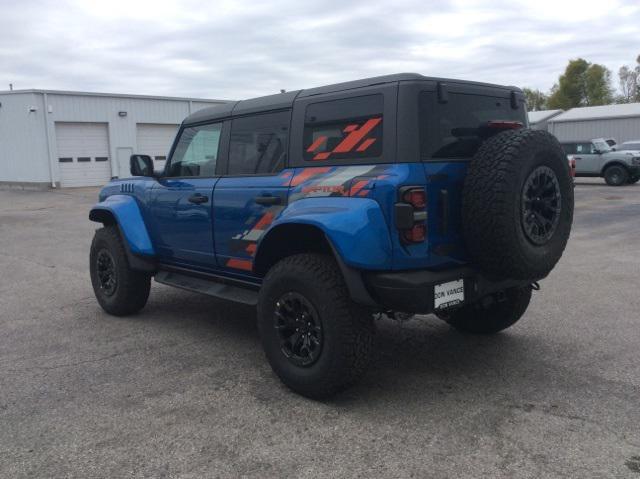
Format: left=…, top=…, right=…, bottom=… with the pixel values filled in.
left=89, top=208, right=117, bottom=225
left=601, top=161, right=630, bottom=176
left=254, top=223, right=331, bottom=276
left=254, top=222, right=378, bottom=307
left=89, top=195, right=156, bottom=272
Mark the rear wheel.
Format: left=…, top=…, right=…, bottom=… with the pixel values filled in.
left=604, top=165, right=629, bottom=186
left=90, top=226, right=151, bottom=316
left=257, top=254, right=374, bottom=399
left=437, top=286, right=532, bottom=334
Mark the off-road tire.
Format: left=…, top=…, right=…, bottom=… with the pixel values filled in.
left=462, top=129, right=573, bottom=280
left=604, top=165, right=629, bottom=186
left=257, top=254, right=374, bottom=399
left=90, top=226, right=151, bottom=316
left=437, top=286, right=532, bottom=334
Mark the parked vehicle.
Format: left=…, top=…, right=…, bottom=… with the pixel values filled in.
left=568, top=157, right=576, bottom=180
left=89, top=74, right=574, bottom=398
left=561, top=138, right=640, bottom=186
left=618, top=140, right=640, bottom=152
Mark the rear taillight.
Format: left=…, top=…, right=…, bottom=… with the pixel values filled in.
left=402, top=188, right=426, bottom=209
left=395, top=186, right=427, bottom=244
left=486, top=120, right=524, bottom=130
left=403, top=223, right=426, bottom=243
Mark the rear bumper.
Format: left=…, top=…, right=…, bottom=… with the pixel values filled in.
left=364, top=266, right=535, bottom=314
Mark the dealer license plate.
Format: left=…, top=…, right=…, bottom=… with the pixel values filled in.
left=434, top=279, right=464, bottom=309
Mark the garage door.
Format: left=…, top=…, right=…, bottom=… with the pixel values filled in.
left=55, top=122, right=112, bottom=187
left=136, top=123, right=179, bottom=171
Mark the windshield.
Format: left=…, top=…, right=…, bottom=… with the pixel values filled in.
left=592, top=139, right=612, bottom=152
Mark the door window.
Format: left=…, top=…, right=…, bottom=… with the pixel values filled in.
left=167, top=123, right=222, bottom=177
left=227, top=111, right=289, bottom=175
left=575, top=143, right=592, bottom=154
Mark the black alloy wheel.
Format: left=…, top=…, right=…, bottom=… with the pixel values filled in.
left=96, top=249, right=117, bottom=296
left=274, top=291, right=323, bottom=367
left=521, top=165, right=562, bottom=245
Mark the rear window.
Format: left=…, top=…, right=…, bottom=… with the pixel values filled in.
left=419, top=91, right=524, bottom=159
left=303, top=95, right=383, bottom=162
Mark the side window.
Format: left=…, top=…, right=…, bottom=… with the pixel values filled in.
left=561, top=143, right=576, bottom=155
left=575, top=143, right=592, bottom=154
left=303, top=95, right=383, bottom=162
left=167, top=123, right=222, bottom=177
left=227, top=111, right=289, bottom=175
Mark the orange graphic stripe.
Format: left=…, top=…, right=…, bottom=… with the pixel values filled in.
left=253, top=211, right=275, bottom=230
left=290, top=167, right=331, bottom=186
left=226, top=258, right=253, bottom=271
left=313, top=152, right=331, bottom=161
left=349, top=179, right=369, bottom=196
left=333, top=117, right=381, bottom=153
left=306, top=136, right=328, bottom=153
left=356, top=138, right=376, bottom=152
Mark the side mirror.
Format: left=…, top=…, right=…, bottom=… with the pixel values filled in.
left=130, top=154, right=154, bottom=177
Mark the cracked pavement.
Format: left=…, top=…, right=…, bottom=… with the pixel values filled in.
left=0, top=179, right=639, bottom=478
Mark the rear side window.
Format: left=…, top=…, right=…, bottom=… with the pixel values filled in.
left=420, top=91, right=524, bottom=159
left=561, top=143, right=577, bottom=155
left=303, top=95, right=383, bottom=162
left=228, top=111, right=289, bottom=175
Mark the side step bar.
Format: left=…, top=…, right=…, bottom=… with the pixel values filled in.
left=154, top=271, right=258, bottom=306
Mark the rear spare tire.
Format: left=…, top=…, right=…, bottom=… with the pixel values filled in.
left=462, top=129, right=573, bottom=280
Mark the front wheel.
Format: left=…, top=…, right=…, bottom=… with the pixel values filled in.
left=257, top=254, right=374, bottom=399
left=604, top=165, right=629, bottom=186
left=90, top=226, right=151, bottom=316
left=436, top=286, right=532, bottom=334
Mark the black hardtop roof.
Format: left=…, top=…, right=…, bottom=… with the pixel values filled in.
left=183, top=73, right=520, bottom=125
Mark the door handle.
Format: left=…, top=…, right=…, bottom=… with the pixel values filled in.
left=574, top=157, right=582, bottom=160
left=188, top=193, right=209, bottom=204
left=254, top=195, right=281, bottom=206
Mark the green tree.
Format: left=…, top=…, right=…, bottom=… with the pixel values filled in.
left=617, top=55, right=639, bottom=103
left=585, top=64, right=613, bottom=105
left=522, top=88, right=548, bottom=111
left=547, top=58, right=613, bottom=109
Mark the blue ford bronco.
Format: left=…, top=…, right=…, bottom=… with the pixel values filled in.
left=89, top=74, right=573, bottom=398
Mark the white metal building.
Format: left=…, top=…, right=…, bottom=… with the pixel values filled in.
left=0, top=89, right=227, bottom=188
left=546, top=103, right=640, bottom=144
left=528, top=109, right=563, bottom=131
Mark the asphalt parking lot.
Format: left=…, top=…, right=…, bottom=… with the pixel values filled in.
left=1, top=179, right=639, bottom=478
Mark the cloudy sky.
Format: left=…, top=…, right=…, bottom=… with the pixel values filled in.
left=1, top=0, right=639, bottom=100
